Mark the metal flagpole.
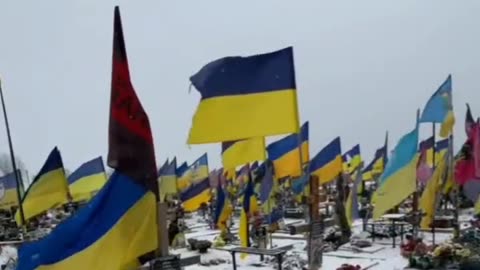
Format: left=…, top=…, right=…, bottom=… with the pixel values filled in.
left=432, top=124, right=437, bottom=177
left=0, top=78, right=26, bottom=226
left=412, top=110, right=420, bottom=237
left=431, top=123, right=437, bottom=244
left=452, top=132, right=459, bottom=238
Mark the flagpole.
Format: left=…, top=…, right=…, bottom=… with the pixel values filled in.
left=412, top=109, right=420, bottom=237
left=431, top=123, right=437, bottom=244
left=432, top=124, right=436, bottom=171
left=0, top=78, right=26, bottom=226
left=265, top=162, right=274, bottom=249
left=297, top=132, right=307, bottom=216
left=452, top=126, right=459, bottom=238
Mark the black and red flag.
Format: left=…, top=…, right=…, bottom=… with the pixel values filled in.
left=465, top=103, right=475, bottom=136
left=455, top=117, right=480, bottom=185
left=108, top=6, right=159, bottom=200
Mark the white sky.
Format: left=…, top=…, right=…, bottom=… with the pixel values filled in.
left=0, top=1, right=479, bottom=178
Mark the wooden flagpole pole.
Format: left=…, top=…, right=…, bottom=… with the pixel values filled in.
left=0, top=78, right=26, bottom=227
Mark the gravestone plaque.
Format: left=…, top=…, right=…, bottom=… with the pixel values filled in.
left=310, top=221, right=323, bottom=237
left=150, top=255, right=181, bottom=270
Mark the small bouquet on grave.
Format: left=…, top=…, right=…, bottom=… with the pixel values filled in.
left=336, top=264, right=361, bottom=270
left=431, top=242, right=471, bottom=267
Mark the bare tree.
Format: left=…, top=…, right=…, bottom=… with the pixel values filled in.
left=0, top=153, right=27, bottom=175
left=0, top=153, right=30, bottom=189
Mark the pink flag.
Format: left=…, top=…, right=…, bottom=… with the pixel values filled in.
left=417, top=147, right=433, bottom=184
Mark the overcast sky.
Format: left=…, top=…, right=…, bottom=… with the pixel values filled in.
left=0, top=1, right=479, bottom=178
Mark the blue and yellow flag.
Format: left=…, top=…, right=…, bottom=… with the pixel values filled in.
left=438, top=137, right=455, bottom=194
left=16, top=147, right=69, bottom=225
left=362, top=143, right=388, bottom=181
left=157, top=159, right=169, bottom=176
left=239, top=173, right=257, bottom=259
left=235, top=164, right=250, bottom=186
left=419, top=152, right=447, bottom=229
left=0, top=170, right=20, bottom=210
left=309, top=137, right=343, bottom=184
left=222, top=138, right=266, bottom=170
left=436, top=138, right=449, bottom=158
left=259, top=162, right=274, bottom=205
left=291, top=174, right=309, bottom=195
left=260, top=161, right=276, bottom=222
left=180, top=178, right=211, bottom=212
left=157, top=158, right=170, bottom=194
left=267, top=121, right=309, bottom=178
left=159, top=158, right=178, bottom=200
left=250, top=161, right=259, bottom=172
left=188, top=47, right=300, bottom=144
left=419, top=137, right=449, bottom=168
left=191, top=153, right=209, bottom=184
left=214, top=184, right=232, bottom=230
left=342, top=144, right=361, bottom=174
left=419, top=75, right=455, bottom=138
left=223, top=167, right=236, bottom=182
left=345, top=165, right=363, bottom=226
left=373, top=125, right=419, bottom=219
left=176, top=162, right=192, bottom=192
left=419, top=136, right=435, bottom=167
left=176, top=162, right=188, bottom=177
left=68, top=157, right=107, bottom=203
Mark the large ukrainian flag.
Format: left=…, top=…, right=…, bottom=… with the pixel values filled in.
left=373, top=125, right=419, bottom=219
left=188, top=47, right=300, bottom=144
left=0, top=170, right=20, bottom=210
left=267, top=121, right=309, bottom=178
left=68, top=157, right=107, bottom=202
left=309, top=137, right=343, bottom=184
left=222, top=137, right=266, bottom=170
left=16, top=147, right=69, bottom=225
left=17, top=7, right=159, bottom=269
left=180, top=178, right=211, bottom=212
left=419, top=75, right=455, bottom=138
left=17, top=171, right=158, bottom=270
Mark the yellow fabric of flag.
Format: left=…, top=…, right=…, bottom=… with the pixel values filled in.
left=222, top=138, right=266, bottom=170
left=16, top=147, right=69, bottom=225
left=373, top=126, right=418, bottom=220
left=419, top=153, right=446, bottom=229
left=188, top=47, right=300, bottom=144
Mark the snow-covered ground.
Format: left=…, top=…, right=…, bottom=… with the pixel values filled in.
left=179, top=215, right=461, bottom=270
left=2, top=210, right=473, bottom=270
